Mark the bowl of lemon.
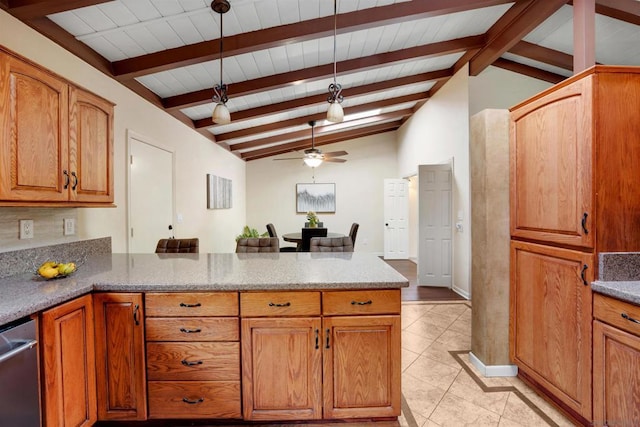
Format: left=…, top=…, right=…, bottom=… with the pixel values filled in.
left=36, top=261, right=77, bottom=280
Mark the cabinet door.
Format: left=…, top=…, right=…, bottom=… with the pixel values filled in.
left=0, top=52, right=69, bottom=202
left=93, top=293, right=147, bottom=420
left=593, top=320, right=640, bottom=427
left=69, top=86, right=114, bottom=203
left=510, top=76, right=593, bottom=248
left=241, top=317, right=322, bottom=420
left=323, top=315, right=401, bottom=419
left=510, top=241, right=593, bottom=420
left=41, top=294, right=97, bottom=427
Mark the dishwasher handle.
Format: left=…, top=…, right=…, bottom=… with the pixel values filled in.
left=0, top=339, right=37, bottom=364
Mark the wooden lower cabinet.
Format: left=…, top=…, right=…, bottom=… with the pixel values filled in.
left=93, top=293, right=147, bottom=420
left=241, top=317, right=323, bottom=420
left=510, top=241, right=593, bottom=421
left=323, top=315, right=401, bottom=419
left=593, top=294, right=640, bottom=427
left=41, top=294, right=97, bottom=427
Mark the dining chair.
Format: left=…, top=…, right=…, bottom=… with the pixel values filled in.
left=236, top=237, right=279, bottom=253
left=348, top=223, right=359, bottom=248
left=310, top=236, right=354, bottom=252
left=155, top=238, right=199, bottom=253
left=299, top=228, right=327, bottom=252
left=266, top=223, right=297, bottom=252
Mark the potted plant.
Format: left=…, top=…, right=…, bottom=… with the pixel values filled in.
left=236, top=225, right=268, bottom=241
left=306, top=211, right=319, bottom=228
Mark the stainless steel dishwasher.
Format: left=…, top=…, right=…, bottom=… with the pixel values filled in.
left=0, top=318, right=41, bottom=426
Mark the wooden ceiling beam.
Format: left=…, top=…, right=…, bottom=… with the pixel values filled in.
left=111, top=0, right=511, bottom=79
left=194, top=70, right=448, bottom=129
left=242, top=121, right=403, bottom=161
left=232, top=110, right=413, bottom=152
left=468, top=0, right=568, bottom=76
left=492, top=58, right=566, bottom=83
left=165, top=36, right=482, bottom=111
left=594, top=0, right=640, bottom=26
left=218, top=94, right=426, bottom=143
left=508, top=41, right=574, bottom=70
left=2, top=0, right=111, bottom=20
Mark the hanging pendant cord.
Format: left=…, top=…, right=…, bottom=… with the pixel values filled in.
left=219, top=13, right=224, bottom=88
left=333, top=0, right=337, bottom=86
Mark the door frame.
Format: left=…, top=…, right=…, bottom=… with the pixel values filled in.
left=126, top=130, right=176, bottom=254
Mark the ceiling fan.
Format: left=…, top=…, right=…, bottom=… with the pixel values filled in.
left=274, top=121, right=348, bottom=167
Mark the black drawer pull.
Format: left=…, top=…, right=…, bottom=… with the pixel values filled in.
left=63, top=170, right=70, bottom=189
left=181, top=359, right=203, bottom=366
left=325, top=328, right=330, bottom=349
left=621, top=313, right=640, bottom=325
left=269, top=302, right=291, bottom=307
left=180, top=302, right=201, bottom=308
left=179, top=328, right=202, bottom=333
left=133, top=304, right=140, bottom=326
left=182, top=397, right=204, bottom=405
left=351, top=300, right=373, bottom=305
left=71, top=171, right=78, bottom=190
left=315, top=329, right=319, bottom=350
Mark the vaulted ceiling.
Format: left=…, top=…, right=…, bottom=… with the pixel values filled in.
left=2, top=0, right=639, bottom=161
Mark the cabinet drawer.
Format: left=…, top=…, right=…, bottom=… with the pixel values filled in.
left=147, top=342, right=239, bottom=381
left=148, top=381, right=241, bottom=419
left=240, top=292, right=320, bottom=316
left=146, top=318, right=239, bottom=341
left=323, top=290, right=401, bottom=315
left=594, top=293, right=640, bottom=337
left=145, top=292, right=238, bottom=317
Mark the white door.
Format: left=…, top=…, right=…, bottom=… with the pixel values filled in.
left=418, top=164, right=452, bottom=287
left=128, top=133, right=174, bottom=253
left=383, top=179, right=409, bottom=259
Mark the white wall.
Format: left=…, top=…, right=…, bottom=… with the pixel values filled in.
left=246, top=133, right=398, bottom=253
left=0, top=10, right=246, bottom=253
left=469, top=65, right=553, bottom=116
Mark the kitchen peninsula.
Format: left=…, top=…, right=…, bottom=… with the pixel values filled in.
left=0, top=252, right=408, bottom=425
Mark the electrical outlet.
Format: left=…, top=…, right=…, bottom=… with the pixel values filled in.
left=20, top=220, right=34, bottom=239
left=64, top=218, right=76, bottom=236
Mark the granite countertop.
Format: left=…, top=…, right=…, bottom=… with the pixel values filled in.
left=592, top=252, right=640, bottom=305
left=0, top=252, right=409, bottom=325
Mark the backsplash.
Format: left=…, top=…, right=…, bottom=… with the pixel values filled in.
left=0, top=237, right=111, bottom=279
left=0, top=208, right=78, bottom=252
left=599, top=252, right=640, bottom=281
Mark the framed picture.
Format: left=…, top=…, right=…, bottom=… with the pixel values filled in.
left=296, top=183, right=336, bottom=213
left=207, top=174, right=232, bottom=209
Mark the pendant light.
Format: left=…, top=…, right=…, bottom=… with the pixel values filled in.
left=304, top=121, right=323, bottom=168
left=326, top=0, right=344, bottom=123
left=211, top=0, right=231, bottom=124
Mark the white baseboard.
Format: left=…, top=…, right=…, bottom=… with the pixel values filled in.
left=469, top=352, right=518, bottom=377
left=452, top=285, right=470, bottom=300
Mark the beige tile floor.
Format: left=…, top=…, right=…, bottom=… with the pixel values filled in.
left=399, top=301, right=575, bottom=427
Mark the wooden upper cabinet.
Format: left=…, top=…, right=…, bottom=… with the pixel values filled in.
left=69, top=87, right=114, bottom=203
left=0, top=48, right=114, bottom=206
left=0, top=51, right=69, bottom=202
left=93, top=293, right=147, bottom=421
left=510, top=66, right=640, bottom=252
left=41, top=294, right=97, bottom=427
left=510, top=74, right=593, bottom=248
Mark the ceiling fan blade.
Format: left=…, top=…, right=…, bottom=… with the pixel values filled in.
left=323, top=158, right=347, bottom=163
left=273, top=157, right=303, bottom=160
left=322, top=151, right=348, bottom=158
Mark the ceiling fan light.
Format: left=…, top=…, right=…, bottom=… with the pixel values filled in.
left=327, top=102, right=344, bottom=123
left=304, top=157, right=323, bottom=168
left=212, top=103, right=231, bottom=124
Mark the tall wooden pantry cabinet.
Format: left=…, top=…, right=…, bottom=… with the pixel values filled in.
left=509, top=66, right=640, bottom=425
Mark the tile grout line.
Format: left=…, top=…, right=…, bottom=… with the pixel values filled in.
left=448, top=350, right=560, bottom=427
left=400, top=393, right=420, bottom=427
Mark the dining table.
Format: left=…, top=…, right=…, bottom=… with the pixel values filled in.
left=282, top=231, right=345, bottom=245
